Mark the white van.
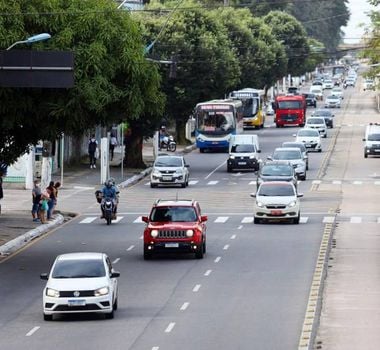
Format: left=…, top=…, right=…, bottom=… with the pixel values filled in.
left=363, top=123, right=380, bottom=158
left=227, top=135, right=261, bottom=172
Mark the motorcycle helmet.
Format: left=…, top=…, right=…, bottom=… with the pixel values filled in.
left=106, top=179, right=113, bottom=188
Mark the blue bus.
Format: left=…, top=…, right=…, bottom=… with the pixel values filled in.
left=194, top=99, right=243, bottom=153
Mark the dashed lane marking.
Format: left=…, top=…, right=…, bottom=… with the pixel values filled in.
left=350, top=216, right=362, bottom=224
left=237, top=225, right=243, bottom=229
left=223, top=244, right=230, bottom=250
left=193, top=284, right=201, bottom=292
left=79, top=217, right=97, bottom=224
left=214, top=216, right=229, bottom=223
left=188, top=180, right=199, bottom=185
left=230, top=234, right=236, bottom=239
left=126, top=245, right=135, bottom=251
left=375, top=181, right=380, bottom=186
left=180, top=302, right=190, bottom=311
left=133, top=216, right=143, bottom=223
left=165, top=322, right=176, bottom=333
left=214, top=257, right=221, bottom=263
left=26, top=326, right=40, bottom=337
left=112, top=258, right=120, bottom=264
left=204, top=270, right=212, bottom=276
left=353, top=181, right=363, bottom=185
left=152, top=347, right=159, bottom=350
left=207, top=181, right=218, bottom=185
left=241, top=217, right=253, bottom=224
left=377, top=217, right=380, bottom=224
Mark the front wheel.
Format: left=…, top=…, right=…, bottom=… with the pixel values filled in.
left=105, top=309, right=114, bottom=319
left=44, top=314, right=53, bottom=321
left=254, top=217, right=260, bottom=224
left=293, top=213, right=300, bottom=224
left=199, top=148, right=205, bottom=153
left=106, top=217, right=112, bottom=225
left=168, top=143, right=176, bottom=152
left=195, top=244, right=204, bottom=259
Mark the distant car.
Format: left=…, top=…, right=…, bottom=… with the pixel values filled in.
left=288, top=86, right=300, bottom=94
left=310, top=86, right=323, bottom=100
left=302, top=93, right=317, bottom=107
left=322, top=79, right=333, bottom=89
left=142, top=199, right=207, bottom=259
left=150, top=155, right=190, bottom=188
left=256, top=160, right=297, bottom=190
left=363, top=79, right=374, bottom=91
left=251, top=181, right=303, bottom=224
left=325, top=95, right=341, bottom=109
left=312, top=109, right=334, bottom=128
left=281, top=141, right=309, bottom=170
left=265, top=103, right=274, bottom=116
left=40, top=252, right=120, bottom=321
left=305, top=117, right=327, bottom=138
left=331, top=87, right=344, bottom=99
left=312, top=80, right=323, bottom=86
left=345, top=79, right=355, bottom=87
left=294, top=128, right=322, bottom=152
left=267, top=147, right=306, bottom=180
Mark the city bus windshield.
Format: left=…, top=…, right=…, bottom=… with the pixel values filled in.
left=196, top=109, right=236, bottom=135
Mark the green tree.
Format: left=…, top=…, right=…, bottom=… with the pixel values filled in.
left=0, top=0, right=164, bottom=167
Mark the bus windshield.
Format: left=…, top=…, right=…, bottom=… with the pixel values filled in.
left=196, top=109, right=235, bottom=135
left=241, top=98, right=258, bottom=117
left=278, top=101, right=302, bottom=109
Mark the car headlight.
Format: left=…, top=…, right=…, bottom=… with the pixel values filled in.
left=152, top=170, right=161, bottom=177
left=229, top=155, right=235, bottom=159
left=175, top=169, right=183, bottom=174
left=288, top=201, right=297, bottom=208
left=46, top=288, right=60, bottom=298
left=151, top=229, right=159, bottom=238
left=256, top=201, right=264, bottom=208
left=249, top=155, right=256, bottom=160
left=186, top=229, right=194, bottom=237
left=94, top=286, right=109, bottom=297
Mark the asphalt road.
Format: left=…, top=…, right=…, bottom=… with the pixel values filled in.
left=0, top=80, right=372, bottom=350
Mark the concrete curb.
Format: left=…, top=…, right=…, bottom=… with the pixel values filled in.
left=0, top=214, right=65, bottom=257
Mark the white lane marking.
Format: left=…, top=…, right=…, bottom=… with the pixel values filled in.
left=165, top=322, right=176, bottom=333
left=26, top=326, right=40, bottom=337
left=332, top=180, right=342, bottom=185
left=207, top=180, right=218, bottom=185
left=180, top=302, right=190, bottom=311
left=79, top=217, right=97, bottom=224
left=204, top=270, right=212, bottom=276
left=241, top=217, right=253, bottom=224
left=375, top=181, right=380, bottom=186
left=214, top=216, right=229, bottom=223
left=230, top=234, right=236, bottom=239
left=112, top=258, right=120, bottom=264
left=223, top=244, right=230, bottom=250
left=145, top=182, right=150, bottom=186
left=350, top=217, right=362, bottom=223
left=188, top=180, right=199, bottom=185
left=152, top=347, right=159, bottom=350
left=139, top=235, right=143, bottom=240
left=214, top=257, right=221, bottom=263
left=300, top=217, right=309, bottom=224
left=113, top=216, right=124, bottom=223
left=126, top=245, right=135, bottom=251
left=193, top=284, right=201, bottom=292
left=377, top=217, right=380, bottom=224
left=73, top=186, right=95, bottom=190
left=249, top=181, right=256, bottom=185
left=237, top=225, right=243, bottom=230
left=323, top=216, right=335, bottom=223
left=353, top=181, right=362, bottom=185
left=205, top=160, right=228, bottom=180
left=134, top=216, right=143, bottom=223
left=312, top=180, right=322, bottom=185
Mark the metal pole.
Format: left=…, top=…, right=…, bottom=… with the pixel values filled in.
left=121, top=124, right=124, bottom=181
left=60, top=133, right=64, bottom=187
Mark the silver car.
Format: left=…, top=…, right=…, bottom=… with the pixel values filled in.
left=150, top=155, right=190, bottom=188
left=267, top=147, right=307, bottom=180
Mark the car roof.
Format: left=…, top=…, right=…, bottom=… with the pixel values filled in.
left=260, top=181, right=294, bottom=187
left=153, top=199, right=196, bottom=207
left=298, top=128, right=320, bottom=134
left=274, top=147, right=301, bottom=152
left=307, top=116, right=325, bottom=120
left=57, top=252, right=105, bottom=261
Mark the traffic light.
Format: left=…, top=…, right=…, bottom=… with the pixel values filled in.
left=42, top=141, right=52, bottom=157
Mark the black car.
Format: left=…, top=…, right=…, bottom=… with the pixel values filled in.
left=303, top=93, right=317, bottom=107
left=312, top=108, right=334, bottom=128
left=256, top=161, right=297, bottom=190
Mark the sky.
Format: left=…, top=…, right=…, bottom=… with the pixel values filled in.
left=342, top=0, right=376, bottom=43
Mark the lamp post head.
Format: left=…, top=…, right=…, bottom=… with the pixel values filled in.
left=26, top=33, right=51, bottom=44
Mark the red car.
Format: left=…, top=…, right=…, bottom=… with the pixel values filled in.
left=142, top=199, right=208, bottom=260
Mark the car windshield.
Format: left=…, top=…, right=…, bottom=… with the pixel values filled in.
left=150, top=206, right=197, bottom=222
left=261, top=165, right=292, bottom=176
left=368, top=133, right=380, bottom=141
left=311, top=89, right=321, bottom=94
left=283, top=143, right=306, bottom=152
left=332, top=89, right=341, bottom=93
left=327, top=96, right=338, bottom=100
left=273, top=150, right=301, bottom=160
left=155, top=157, right=183, bottom=167
left=258, top=185, right=295, bottom=196
left=298, top=129, right=319, bottom=137
left=231, top=144, right=255, bottom=153
left=307, top=118, right=324, bottom=125
left=314, top=110, right=331, bottom=117
left=52, top=259, right=106, bottom=278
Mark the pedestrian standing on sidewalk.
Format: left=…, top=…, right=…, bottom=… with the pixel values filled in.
left=53, top=182, right=61, bottom=213
left=46, top=181, right=57, bottom=220
left=88, top=135, right=98, bottom=169
left=109, top=134, right=118, bottom=161
left=0, top=170, right=3, bottom=214
left=39, top=190, right=50, bottom=224
left=31, top=180, right=41, bottom=222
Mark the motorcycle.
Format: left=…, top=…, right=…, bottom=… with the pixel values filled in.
left=159, top=135, right=176, bottom=152
left=95, top=191, right=116, bottom=225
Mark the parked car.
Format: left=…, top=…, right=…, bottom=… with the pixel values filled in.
left=150, top=155, right=190, bottom=188
left=142, top=199, right=208, bottom=259
left=302, top=93, right=317, bottom=107
left=324, top=95, right=341, bottom=109
left=267, top=147, right=307, bottom=180
left=305, top=117, right=327, bottom=138
left=40, top=252, right=120, bottom=321
left=281, top=141, right=309, bottom=170
left=250, top=181, right=303, bottom=224
left=294, top=128, right=322, bottom=152
left=256, top=160, right=297, bottom=190
left=312, top=109, right=334, bottom=128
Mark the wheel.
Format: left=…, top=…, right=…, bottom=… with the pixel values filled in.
left=113, top=297, right=118, bottom=311
left=195, top=245, right=204, bottom=259
left=276, top=123, right=280, bottom=128
left=185, top=178, right=189, bottom=187
left=323, top=134, right=327, bottom=138
left=203, top=241, right=206, bottom=254
left=254, top=217, right=260, bottom=224
left=43, top=314, right=53, bottom=321
left=227, top=166, right=232, bottom=173
left=200, top=148, right=205, bottom=153
left=144, top=248, right=152, bottom=260
left=293, top=213, right=300, bottom=224
left=306, top=163, right=309, bottom=171
left=364, top=153, right=368, bottom=158
left=150, top=183, right=157, bottom=188
left=318, top=149, right=322, bottom=153
left=105, top=309, right=114, bottom=319
left=168, top=143, right=176, bottom=152
left=299, top=123, right=305, bottom=127
left=181, top=182, right=186, bottom=188
left=302, top=174, right=306, bottom=181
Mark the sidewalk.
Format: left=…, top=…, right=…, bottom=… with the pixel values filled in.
left=0, top=142, right=194, bottom=257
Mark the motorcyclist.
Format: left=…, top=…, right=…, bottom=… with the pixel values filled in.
left=159, top=125, right=169, bottom=150
left=101, top=179, right=118, bottom=219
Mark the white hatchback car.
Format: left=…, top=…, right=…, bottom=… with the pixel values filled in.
left=41, top=252, right=120, bottom=321
left=294, top=128, right=322, bottom=152
left=331, top=87, right=344, bottom=99
left=150, top=155, right=190, bottom=188
left=251, top=181, right=303, bottom=224
left=305, top=117, right=327, bottom=138
left=325, top=95, right=341, bottom=108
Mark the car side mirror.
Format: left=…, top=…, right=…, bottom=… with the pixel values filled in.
left=201, top=215, right=208, bottom=222
left=267, top=156, right=273, bottom=160
left=141, top=216, right=149, bottom=223
left=297, top=193, right=304, bottom=198
left=362, top=138, right=366, bottom=141
left=111, top=271, right=120, bottom=278
left=40, top=273, right=48, bottom=280
left=257, top=149, right=261, bottom=153
left=250, top=193, right=256, bottom=198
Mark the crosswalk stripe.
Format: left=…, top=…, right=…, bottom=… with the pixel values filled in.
left=79, top=217, right=97, bottom=224
left=332, top=180, right=342, bottom=185
left=377, top=218, right=380, bottom=224
left=353, top=181, right=362, bottom=185
left=214, top=216, right=229, bottom=223
left=350, top=217, right=362, bottom=223
left=312, top=180, right=322, bottom=185
left=300, top=217, right=309, bottom=224
left=249, top=181, right=256, bottom=185
left=375, top=181, right=380, bottom=186
left=323, top=216, right=335, bottom=223
left=113, top=216, right=124, bottom=223
left=241, top=217, right=253, bottom=224
left=207, top=181, right=218, bottom=185
left=188, top=180, right=199, bottom=185
left=134, top=216, right=144, bottom=223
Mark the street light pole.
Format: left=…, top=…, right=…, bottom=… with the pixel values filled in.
left=6, top=33, right=51, bottom=50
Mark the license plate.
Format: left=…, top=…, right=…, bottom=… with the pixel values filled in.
left=375, top=150, right=380, bottom=152
left=165, top=243, right=179, bottom=248
left=270, top=210, right=283, bottom=216
left=162, top=176, right=172, bottom=181
left=305, top=144, right=312, bottom=148
left=212, top=142, right=218, bottom=145
left=238, top=162, right=246, bottom=165
left=68, top=299, right=86, bottom=306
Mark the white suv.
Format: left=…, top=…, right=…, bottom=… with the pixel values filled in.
left=150, top=155, right=190, bottom=188
left=305, top=117, right=327, bottom=138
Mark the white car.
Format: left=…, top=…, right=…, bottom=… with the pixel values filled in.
left=309, top=86, right=323, bottom=100
left=363, top=79, right=374, bottom=91
left=150, top=155, right=190, bottom=188
left=41, top=252, right=120, bottom=321
left=305, top=117, right=327, bottom=138
left=251, top=181, right=303, bottom=224
left=322, top=79, right=333, bottom=89
left=331, top=87, right=344, bottom=99
left=325, top=95, right=341, bottom=108
left=294, top=128, right=322, bottom=152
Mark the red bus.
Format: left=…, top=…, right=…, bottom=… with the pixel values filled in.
left=274, top=95, right=306, bottom=127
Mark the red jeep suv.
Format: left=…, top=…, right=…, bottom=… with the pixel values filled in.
left=142, top=199, right=208, bottom=260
